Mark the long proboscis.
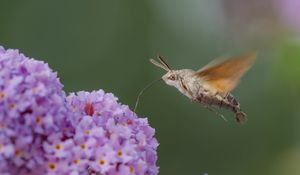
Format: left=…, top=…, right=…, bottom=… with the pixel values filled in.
left=134, top=78, right=162, bottom=112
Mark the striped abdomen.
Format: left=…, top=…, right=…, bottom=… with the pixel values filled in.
left=197, top=93, right=247, bottom=123
left=225, top=94, right=247, bottom=123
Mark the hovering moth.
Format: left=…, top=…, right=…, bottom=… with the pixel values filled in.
left=150, top=53, right=256, bottom=123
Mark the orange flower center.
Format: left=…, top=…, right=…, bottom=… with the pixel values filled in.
left=80, top=144, right=86, bottom=149
left=10, top=103, right=16, bottom=109
left=130, top=166, right=134, bottom=173
left=73, top=159, right=79, bottom=164
left=99, top=159, right=105, bottom=166
left=48, top=163, right=56, bottom=170
left=55, top=144, right=61, bottom=150
left=0, top=92, right=5, bottom=100
left=15, top=149, right=22, bottom=156
left=35, top=116, right=41, bottom=124
left=117, top=150, right=123, bottom=156
left=84, top=130, right=90, bottom=135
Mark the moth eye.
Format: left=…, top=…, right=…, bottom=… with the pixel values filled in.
left=168, top=75, right=176, bottom=81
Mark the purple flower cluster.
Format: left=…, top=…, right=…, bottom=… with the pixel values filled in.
left=66, top=91, right=159, bottom=175
left=0, top=46, right=70, bottom=174
left=0, top=46, right=158, bottom=175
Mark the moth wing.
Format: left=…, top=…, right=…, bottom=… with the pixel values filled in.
left=194, top=52, right=257, bottom=96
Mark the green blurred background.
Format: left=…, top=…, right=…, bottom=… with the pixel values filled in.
left=1, top=1, right=300, bottom=175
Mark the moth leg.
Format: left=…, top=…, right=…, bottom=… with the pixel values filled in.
left=191, top=96, right=200, bottom=103
left=194, top=93, right=204, bottom=103
left=190, top=98, right=197, bottom=103
left=203, top=105, right=228, bottom=122
left=224, top=93, right=229, bottom=98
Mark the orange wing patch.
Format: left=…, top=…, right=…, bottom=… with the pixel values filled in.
left=195, top=52, right=257, bottom=96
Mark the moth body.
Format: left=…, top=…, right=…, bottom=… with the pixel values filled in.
left=150, top=53, right=256, bottom=123
left=162, top=68, right=246, bottom=122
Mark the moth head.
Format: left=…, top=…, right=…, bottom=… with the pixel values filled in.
left=150, top=55, right=180, bottom=86
left=162, top=71, right=179, bottom=86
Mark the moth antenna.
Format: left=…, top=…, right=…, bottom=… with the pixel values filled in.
left=150, top=58, right=170, bottom=71
left=203, top=105, right=228, bottom=122
left=134, top=78, right=162, bottom=112
left=157, top=55, right=171, bottom=70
